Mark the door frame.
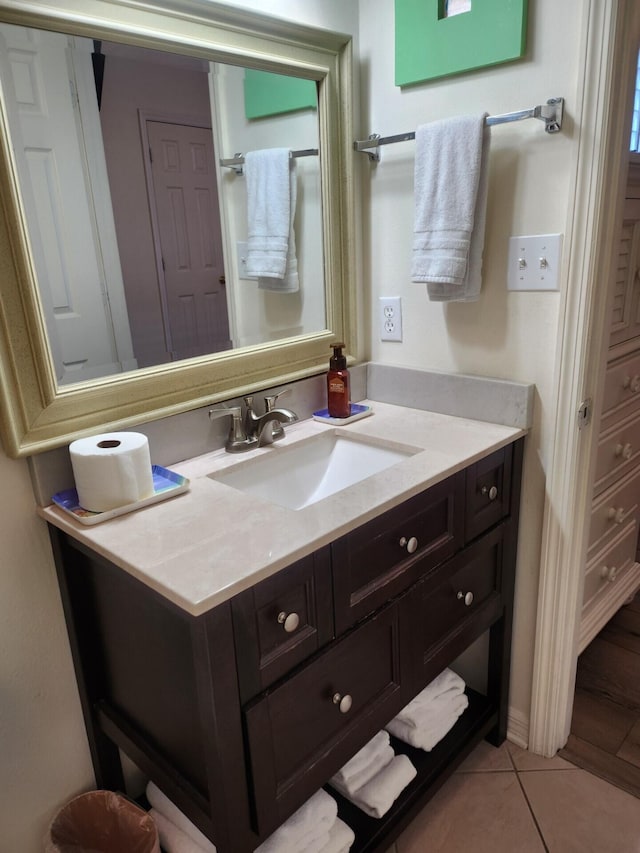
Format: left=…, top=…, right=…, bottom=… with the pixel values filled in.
left=529, top=0, right=640, bottom=756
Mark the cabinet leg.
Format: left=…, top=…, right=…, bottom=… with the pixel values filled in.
left=49, top=528, right=125, bottom=791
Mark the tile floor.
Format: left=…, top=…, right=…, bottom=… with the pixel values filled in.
left=387, top=739, right=640, bottom=852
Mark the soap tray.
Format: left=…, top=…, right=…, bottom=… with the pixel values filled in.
left=312, top=403, right=373, bottom=426
left=52, top=465, right=189, bottom=526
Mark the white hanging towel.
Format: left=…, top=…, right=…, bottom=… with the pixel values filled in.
left=411, top=114, right=490, bottom=302
left=244, top=147, right=299, bottom=292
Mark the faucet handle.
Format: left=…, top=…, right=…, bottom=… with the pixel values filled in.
left=208, top=406, right=255, bottom=453
left=209, top=405, right=241, bottom=422
left=264, top=387, right=292, bottom=440
left=264, top=387, right=291, bottom=409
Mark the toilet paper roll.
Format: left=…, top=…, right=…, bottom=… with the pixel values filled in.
left=69, top=432, right=154, bottom=512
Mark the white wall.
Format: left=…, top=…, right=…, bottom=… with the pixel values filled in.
left=0, top=2, right=360, bottom=851
left=0, top=453, right=94, bottom=851
left=359, top=0, right=585, bottom=734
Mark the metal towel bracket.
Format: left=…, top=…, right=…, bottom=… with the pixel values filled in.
left=354, top=97, right=565, bottom=163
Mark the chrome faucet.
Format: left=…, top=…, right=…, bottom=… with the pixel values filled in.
left=244, top=394, right=298, bottom=445
left=209, top=392, right=298, bottom=453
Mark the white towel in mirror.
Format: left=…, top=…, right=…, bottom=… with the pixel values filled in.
left=244, top=148, right=299, bottom=292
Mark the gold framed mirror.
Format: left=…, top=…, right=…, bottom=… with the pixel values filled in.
left=0, top=0, right=356, bottom=457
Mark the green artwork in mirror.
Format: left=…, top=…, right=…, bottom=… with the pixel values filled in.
left=244, top=69, right=317, bottom=119
left=395, top=0, right=527, bottom=86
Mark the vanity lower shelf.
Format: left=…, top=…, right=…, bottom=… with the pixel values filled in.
left=328, top=689, right=497, bottom=853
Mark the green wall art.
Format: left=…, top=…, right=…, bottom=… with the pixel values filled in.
left=243, top=69, right=317, bottom=119
left=395, top=0, right=528, bottom=87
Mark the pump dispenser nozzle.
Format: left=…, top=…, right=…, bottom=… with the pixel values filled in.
left=329, top=343, right=347, bottom=371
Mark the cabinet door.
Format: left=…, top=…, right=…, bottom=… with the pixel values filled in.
left=332, top=473, right=464, bottom=634
left=244, top=603, right=407, bottom=834
left=232, top=549, right=333, bottom=701
left=464, top=445, right=512, bottom=542
left=408, top=525, right=505, bottom=694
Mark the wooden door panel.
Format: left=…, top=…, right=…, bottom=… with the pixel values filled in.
left=148, top=120, right=231, bottom=359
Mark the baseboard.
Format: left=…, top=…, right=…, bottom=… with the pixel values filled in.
left=506, top=706, right=529, bottom=750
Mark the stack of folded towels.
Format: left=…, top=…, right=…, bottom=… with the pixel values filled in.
left=147, top=783, right=354, bottom=853
left=385, top=668, right=468, bottom=751
left=147, top=781, right=217, bottom=853
left=255, top=789, right=354, bottom=853
left=327, top=730, right=416, bottom=819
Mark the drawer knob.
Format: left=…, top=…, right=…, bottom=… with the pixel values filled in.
left=332, top=692, right=353, bottom=714
left=457, top=590, right=474, bottom=606
left=277, top=611, right=300, bottom=633
left=615, top=443, right=633, bottom=460
left=607, top=506, right=625, bottom=524
left=623, top=375, right=640, bottom=392
left=601, top=565, right=619, bottom=583
left=399, top=536, right=418, bottom=554
left=481, top=485, right=499, bottom=501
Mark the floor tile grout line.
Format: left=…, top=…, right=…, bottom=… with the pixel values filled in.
left=514, top=769, right=550, bottom=853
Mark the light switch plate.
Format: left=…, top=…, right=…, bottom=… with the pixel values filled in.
left=507, top=233, right=563, bottom=291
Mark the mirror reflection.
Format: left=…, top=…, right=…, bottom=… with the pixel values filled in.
left=0, top=22, right=324, bottom=385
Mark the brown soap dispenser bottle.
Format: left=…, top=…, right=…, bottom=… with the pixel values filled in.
left=327, top=342, right=350, bottom=419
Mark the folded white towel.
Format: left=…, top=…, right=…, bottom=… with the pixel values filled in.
left=258, top=158, right=299, bottom=293
left=395, top=688, right=467, bottom=730
left=150, top=809, right=211, bottom=853
left=407, top=668, right=466, bottom=707
left=146, top=783, right=216, bottom=852
left=329, top=753, right=416, bottom=819
left=411, top=114, right=490, bottom=302
left=318, top=817, right=355, bottom=853
left=331, top=731, right=394, bottom=793
left=255, top=788, right=338, bottom=853
left=386, top=693, right=469, bottom=751
left=245, top=148, right=299, bottom=291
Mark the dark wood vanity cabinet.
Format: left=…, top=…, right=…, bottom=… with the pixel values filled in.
left=49, top=437, right=523, bottom=853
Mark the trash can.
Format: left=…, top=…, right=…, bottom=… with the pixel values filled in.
left=45, top=790, right=161, bottom=853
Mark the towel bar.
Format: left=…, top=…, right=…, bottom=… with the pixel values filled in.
left=354, top=97, right=564, bottom=163
left=219, top=148, right=318, bottom=175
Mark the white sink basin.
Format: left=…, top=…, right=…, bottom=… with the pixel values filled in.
left=208, top=431, right=419, bottom=510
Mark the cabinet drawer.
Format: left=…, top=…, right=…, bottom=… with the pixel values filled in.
left=244, top=603, right=406, bottom=834
left=588, top=465, right=640, bottom=556
left=583, top=520, right=638, bottom=609
left=331, top=473, right=463, bottom=634
left=464, top=445, right=513, bottom=542
left=231, top=549, right=333, bottom=701
left=602, top=351, right=640, bottom=417
left=408, top=525, right=504, bottom=692
left=594, top=410, right=640, bottom=496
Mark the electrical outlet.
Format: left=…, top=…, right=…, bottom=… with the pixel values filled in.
left=379, top=296, right=403, bottom=341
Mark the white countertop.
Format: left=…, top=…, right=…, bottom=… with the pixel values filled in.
left=39, top=401, right=525, bottom=616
